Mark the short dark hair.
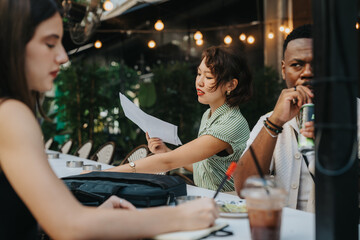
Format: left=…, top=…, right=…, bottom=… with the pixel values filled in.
left=201, top=45, right=252, bottom=107
left=283, top=24, right=312, bottom=56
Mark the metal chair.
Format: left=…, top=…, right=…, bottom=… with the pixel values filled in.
left=90, top=141, right=115, bottom=165
left=44, top=137, right=54, bottom=150
left=74, top=140, right=93, bottom=159
left=60, top=139, right=73, bottom=154
left=120, top=144, right=149, bottom=165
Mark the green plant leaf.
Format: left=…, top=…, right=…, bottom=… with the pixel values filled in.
left=138, top=82, right=156, bottom=107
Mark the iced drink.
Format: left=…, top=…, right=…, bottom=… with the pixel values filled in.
left=241, top=177, right=287, bottom=240
left=247, top=204, right=282, bottom=240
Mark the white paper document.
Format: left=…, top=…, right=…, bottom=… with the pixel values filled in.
left=119, top=93, right=182, bottom=146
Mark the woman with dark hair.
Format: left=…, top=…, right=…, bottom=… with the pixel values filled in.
left=108, top=45, right=252, bottom=192
left=0, top=0, right=218, bottom=239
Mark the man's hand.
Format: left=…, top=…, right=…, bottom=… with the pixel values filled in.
left=300, top=121, right=315, bottom=139
left=269, top=85, right=314, bottom=126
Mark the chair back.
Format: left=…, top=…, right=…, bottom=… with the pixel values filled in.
left=44, top=137, right=54, bottom=150
left=121, top=144, right=149, bottom=165
left=121, top=145, right=167, bottom=175
left=60, top=139, right=73, bottom=154
left=91, top=141, right=115, bottom=165
left=74, top=140, right=93, bottom=159
left=170, top=172, right=195, bottom=185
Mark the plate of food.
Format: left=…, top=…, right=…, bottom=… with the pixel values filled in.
left=216, top=200, right=248, bottom=218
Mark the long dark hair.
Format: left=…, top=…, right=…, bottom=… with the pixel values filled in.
left=201, top=45, right=252, bottom=107
left=0, top=0, right=61, bottom=117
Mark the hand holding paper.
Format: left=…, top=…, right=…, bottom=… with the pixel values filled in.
left=119, top=93, right=182, bottom=146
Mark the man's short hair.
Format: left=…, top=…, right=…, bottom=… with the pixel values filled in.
left=283, top=24, right=312, bottom=55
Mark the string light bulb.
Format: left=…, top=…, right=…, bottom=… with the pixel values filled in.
left=239, top=33, right=246, bottom=41
left=268, top=24, right=274, bottom=39
left=196, top=39, right=204, bottom=46
left=268, top=30, right=274, bottom=39
left=224, top=35, right=232, bottom=45
left=284, top=27, right=291, bottom=34
left=247, top=35, right=255, bottom=44
left=103, top=0, right=113, bottom=11
left=148, top=40, right=156, bottom=48
left=94, top=40, right=102, bottom=48
left=154, top=20, right=164, bottom=31
left=279, top=25, right=285, bottom=32
left=356, top=22, right=359, bottom=30
left=194, top=31, right=203, bottom=40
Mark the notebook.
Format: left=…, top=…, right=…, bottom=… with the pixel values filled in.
left=153, top=221, right=229, bottom=240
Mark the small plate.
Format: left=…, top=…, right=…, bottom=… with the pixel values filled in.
left=216, top=200, right=248, bottom=218
left=219, top=211, right=248, bottom=218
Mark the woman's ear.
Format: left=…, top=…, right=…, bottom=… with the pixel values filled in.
left=227, top=78, right=238, bottom=91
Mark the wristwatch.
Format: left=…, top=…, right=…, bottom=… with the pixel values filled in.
left=129, top=161, right=136, bottom=173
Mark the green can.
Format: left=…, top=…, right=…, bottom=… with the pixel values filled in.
left=298, top=103, right=315, bottom=153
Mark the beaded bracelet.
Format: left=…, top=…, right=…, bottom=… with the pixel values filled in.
left=263, top=120, right=282, bottom=134
left=266, top=117, right=283, bottom=131
left=263, top=125, right=278, bottom=138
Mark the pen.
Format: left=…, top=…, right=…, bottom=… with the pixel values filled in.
left=213, top=162, right=237, bottom=199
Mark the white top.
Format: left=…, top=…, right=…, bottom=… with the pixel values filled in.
left=243, top=112, right=315, bottom=212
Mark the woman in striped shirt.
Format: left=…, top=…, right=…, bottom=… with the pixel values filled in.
left=109, top=45, right=252, bottom=191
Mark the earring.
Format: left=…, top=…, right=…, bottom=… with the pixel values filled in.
left=226, top=90, right=231, bottom=96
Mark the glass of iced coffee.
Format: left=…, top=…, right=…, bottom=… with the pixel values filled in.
left=241, top=176, right=287, bottom=240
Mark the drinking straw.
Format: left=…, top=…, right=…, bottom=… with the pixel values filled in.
left=249, top=146, right=270, bottom=194
left=213, top=162, right=237, bottom=198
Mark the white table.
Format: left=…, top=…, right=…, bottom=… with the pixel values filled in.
left=48, top=151, right=315, bottom=240
left=186, top=185, right=315, bottom=240
left=47, top=150, right=113, bottom=178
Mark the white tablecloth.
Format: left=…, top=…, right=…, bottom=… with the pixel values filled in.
left=47, top=150, right=114, bottom=178
left=48, top=151, right=315, bottom=240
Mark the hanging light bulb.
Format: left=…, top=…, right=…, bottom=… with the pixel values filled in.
left=279, top=25, right=285, bottom=32
left=103, top=0, right=113, bottom=11
left=94, top=40, right=102, bottom=49
left=247, top=35, right=255, bottom=44
left=148, top=40, right=156, bottom=48
left=154, top=20, right=164, bottom=31
left=239, top=33, right=246, bottom=41
left=196, top=39, right=204, bottom=46
left=224, top=35, right=232, bottom=45
left=268, top=31, right=274, bottom=39
left=356, top=22, right=359, bottom=30
left=194, top=31, right=203, bottom=40
left=268, top=24, right=274, bottom=39
left=284, top=27, right=291, bottom=34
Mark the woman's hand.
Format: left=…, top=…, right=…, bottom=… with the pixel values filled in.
left=269, top=85, right=313, bottom=126
left=146, top=132, right=171, bottom=154
left=176, top=198, right=219, bottom=230
left=98, top=196, right=136, bottom=210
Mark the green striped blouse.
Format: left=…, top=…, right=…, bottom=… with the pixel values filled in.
left=192, top=103, right=250, bottom=191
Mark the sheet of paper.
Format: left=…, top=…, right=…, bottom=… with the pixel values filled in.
left=119, top=93, right=182, bottom=146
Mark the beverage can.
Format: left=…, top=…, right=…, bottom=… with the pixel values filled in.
left=298, top=103, right=315, bottom=153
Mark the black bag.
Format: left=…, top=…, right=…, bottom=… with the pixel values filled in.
left=62, top=171, right=187, bottom=207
